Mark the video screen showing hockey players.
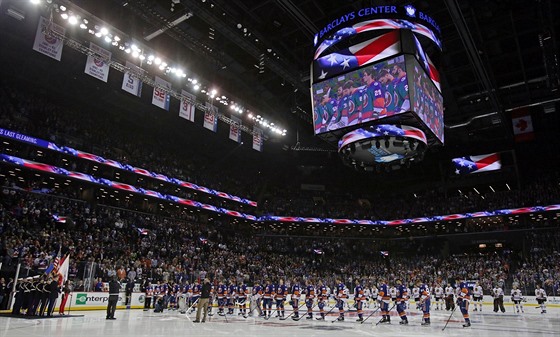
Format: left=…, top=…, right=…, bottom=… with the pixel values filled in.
left=312, top=55, right=410, bottom=135
left=410, top=59, right=444, bottom=143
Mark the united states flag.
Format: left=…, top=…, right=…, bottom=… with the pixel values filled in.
left=452, top=153, right=501, bottom=175
left=314, top=30, right=400, bottom=81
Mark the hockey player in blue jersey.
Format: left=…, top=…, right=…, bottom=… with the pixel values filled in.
left=354, top=280, right=367, bottom=322
left=395, top=279, right=409, bottom=325
left=316, top=280, right=328, bottom=320
left=456, top=278, right=471, bottom=327
left=335, top=279, right=348, bottom=321
left=377, top=279, right=391, bottom=324
left=237, top=282, right=249, bottom=318
left=419, top=282, right=431, bottom=326
left=290, top=278, right=302, bottom=320
left=304, top=280, right=316, bottom=320
left=275, top=279, right=288, bottom=318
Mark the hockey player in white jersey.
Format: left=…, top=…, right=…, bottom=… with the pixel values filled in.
left=433, top=284, right=444, bottom=310
left=472, top=282, right=483, bottom=312
left=535, top=284, right=547, bottom=314
left=510, top=285, right=524, bottom=313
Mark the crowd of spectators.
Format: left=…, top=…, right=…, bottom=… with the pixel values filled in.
left=1, top=188, right=556, bottom=301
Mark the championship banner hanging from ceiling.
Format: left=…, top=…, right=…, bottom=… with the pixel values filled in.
left=152, top=76, right=171, bottom=111
left=121, top=61, right=144, bottom=97
left=33, top=16, right=66, bottom=61
left=203, top=102, right=218, bottom=132
left=229, top=116, right=242, bottom=143
left=84, top=42, right=111, bottom=82
left=252, top=127, right=263, bottom=152
left=179, top=90, right=196, bottom=122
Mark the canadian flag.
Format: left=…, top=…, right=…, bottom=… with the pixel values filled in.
left=511, top=107, right=534, bottom=142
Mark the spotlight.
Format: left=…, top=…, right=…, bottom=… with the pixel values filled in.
left=114, top=36, right=121, bottom=42
left=125, top=48, right=131, bottom=53
left=30, top=0, right=41, bottom=5
left=95, top=31, right=102, bottom=37
left=104, top=36, right=112, bottom=43
left=132, top=50, right=139, bottom=58
left=100, top=27, right=109, bottom=35
left=193, top=84, right=200, bottom=91
left=154, top=57, right=161, bottom=65
left=139, top=54, right=145, bottom=60
left=211, top=89, right=217, bottom=95
left=68, top=15, right=78, bottom=25
left=147, top=54, right=154, bottom=61
left=59, top=5, right=66, bottom=11
left=80, top=23, right=88, bottom=29
left=61, top=13, right=69, bottom=20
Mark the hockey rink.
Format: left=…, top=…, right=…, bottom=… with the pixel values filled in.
left=1, top=303, right=559, bottom=337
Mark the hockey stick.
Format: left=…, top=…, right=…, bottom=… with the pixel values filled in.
left=331, top=299, right=348, bottom=323
left=361, top=305, right=381, bottom=324
left=375, top=303, right=396, bottom=326
left=293, top=302, right=317, bottom=321
left=442, top=306, right=457, bottom=331
left=247, top=297, right=263, bottom=317
left=279, top=302, right=307, bottom=320
left=184, top=299, right=199, bottom=317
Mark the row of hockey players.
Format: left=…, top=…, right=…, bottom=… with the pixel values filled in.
left=142, top=278, right=549, bottom=322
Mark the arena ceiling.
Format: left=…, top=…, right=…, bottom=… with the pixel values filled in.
left=0, top=0, right=559, bottom=171
left=68, top=0, right=559, bottom=146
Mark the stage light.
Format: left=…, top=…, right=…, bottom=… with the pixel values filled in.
left=193, top=84, right=200, bottom=91
left=88, top=29, right=95, bottom=34
left=104, top=36, right=112, bottom=43
left=100, top=27, right=109, bottom=35
left=132, top=50, right=139, bottom=58
left=230, top=105, right=235, bottom=110
left=95, top=31, right=102, bottom=37
left=61, top=13, right=69, bottom=20
left=147, top=54, right=154, bottom=61
left=114, top=36, right=121, bottom=42
left=30, top=0, right=41, bottom=5
left=154, top=57, right=161, bottom=65
left=59, top=5, right=66, bottom=11
left=68, top=15, right=78, bottom=25
left=80, top=23, right=88, bottom=29
left=211, top=89, right=217, bottom=95
left=125, top=48, right=131, bottom=53
left=139, top=54, right=145, bottom=60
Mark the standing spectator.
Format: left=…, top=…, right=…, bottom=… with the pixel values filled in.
left=46, top=276, right=60, bottom=317
left=0, top=278, right=7, bottom=310
left=194, top=278, right=211, bottom=323
left=125, top=278, right=134, bottom=308
left=106, top=277, right=119, bottom=320
left=116, top=266, right=126, bottom=281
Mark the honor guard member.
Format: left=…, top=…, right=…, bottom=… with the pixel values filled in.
left=511, top=285, right=524, bottom=313
left=472, top=282, right=483, bottom=312
left=395, top=279, right=409, bottom=325
left=535, top=284, right=547, bottom=314
left=274, top=279, right=287, bottom=318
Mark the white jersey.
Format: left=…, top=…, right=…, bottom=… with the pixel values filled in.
left=412, top=287, right=420, bottom=298
left=364, top=287, right=372, bottom=298
left=434, top=286, right=444, bottom=298
left=473, top=285, right=483, bottom=297
left=371, top=287, right=378, bottom=298
left=389, top=287, right=397, bottom=299
left=511, top=289, right=523, bottom=301
left=445, top=286, right=455, bottom=296
left=536, top=288, right=547, bottom=300
left=492, top=287, right=504, bottom=298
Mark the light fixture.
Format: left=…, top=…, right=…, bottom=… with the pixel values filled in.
left=100, top=27, right=109, bottom=35
left=154, top=57, right=161, bottom=65
left=61, top=13, right=69, bottom=20
left=30, top=0, right=41, bottom=5
left=68, top=15, right=78, bottom=25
